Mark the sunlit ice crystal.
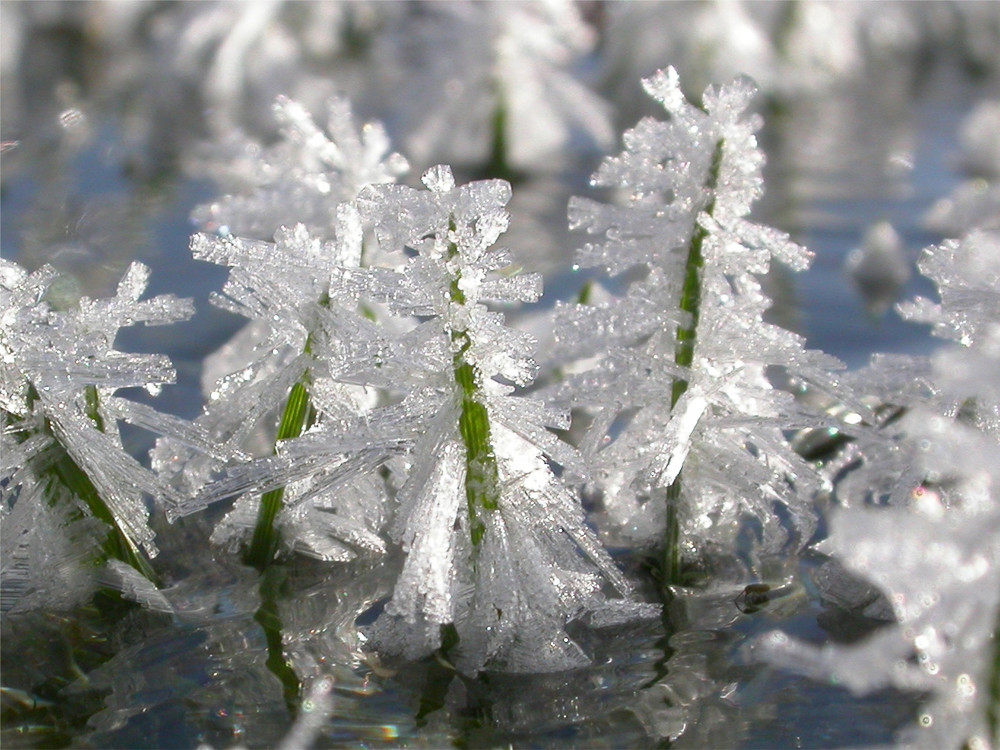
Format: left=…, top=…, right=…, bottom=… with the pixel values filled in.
left=343, top=166, right=649, bottom=672
left=191, top=94, right=408, bottom=242
left=754, top=495, right=1000, bottom=750
left=1, top=259, right=196, bottom=610
left=154, top=207, right=381, bottom=529
left=555, top=68, right=844, bottom=570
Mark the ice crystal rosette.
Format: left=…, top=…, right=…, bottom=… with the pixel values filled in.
left=1, top=259, right=196, bottom=611
left=555, top=68, right=844, bottom=575
left=341, top=166, right=644, bottom=673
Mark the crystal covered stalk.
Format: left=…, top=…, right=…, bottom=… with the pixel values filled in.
left=555, top=67, right=842, bottom=579
left=446, top=220, right=502, bottom=547
left=156, top=96, right=409, bottom=565
left=2, top=260, right=195, bottom=608
left=244, top=375, right=315, bottom=570
left=664, top=138, right=724, bottom=584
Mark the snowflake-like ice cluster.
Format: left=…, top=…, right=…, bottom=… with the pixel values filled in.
left=1, top=259, right=195, bottom=611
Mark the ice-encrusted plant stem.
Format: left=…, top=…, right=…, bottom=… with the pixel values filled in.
left=448, top=220, right=501, bottom=548
left=664, top=138, right=724, bottom=587
left=26, top=384, right=158, bottom=584
left=244, top=374, right=316, bottom=570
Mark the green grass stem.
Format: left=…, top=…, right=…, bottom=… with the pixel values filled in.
left=446, top=218, right=501, bottom=547
left=244, top=377, right=314, bottom=570
left=663, top=138, right=724, bottom=588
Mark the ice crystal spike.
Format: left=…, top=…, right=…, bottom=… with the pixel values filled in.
left=1, top=259, right=195, bottom=609
left=556, top=68, right=843, bottom=577
left=192, top=94, right=409, bottom=242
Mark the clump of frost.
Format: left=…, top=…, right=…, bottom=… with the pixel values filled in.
left=153, top=97, right=410, bottom=562
left=1, top=259, right=195, bottom=612
left=555, top=67, right=845, bottom=570
left=755, top=228, right=1000, bottom=750
left=599, top=1, right=922, bottom=117
left=190, top=94, right=408, bottom=242
left=201, top=165, right=650, bottom=673
left=844, top=219, right=911, bottom=316
left=155, top=212, right=392, bottom=563
left=354, top=166, right=650, bottom=673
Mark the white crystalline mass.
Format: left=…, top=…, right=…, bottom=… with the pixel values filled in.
left=1, top=259, right=194, bottom=611
left=900, top=229, right=1000, bottom=350
left=756, top=499, right=1000, bottom=750
left=347, top=166, right=640, bottom=673
left=213, top=165, right=644, bottom=672
left=155, top=95, right=410, bottom=561
left=155, top=207, right=392, bottom=562
left=758, top=227, right=1000, bottom=750
left=192, top=94, right=408, bottom=242
left=557, top=68, right=842, bottom=561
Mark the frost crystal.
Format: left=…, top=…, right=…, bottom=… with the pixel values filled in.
left=757, top=228, right=1000, bottom=750
left=556, top=68, right=843, bottom=569
left=155, top=95, right=411, bottom=564
left=207, top=165, right=643, bottom=672
left=353, top=166, right=641, bottom=673
left=192, top=95, right=408, bottom=242
left=1, top=259, right=194, bottom=611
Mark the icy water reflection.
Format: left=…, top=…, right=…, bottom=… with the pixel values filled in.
left=1, top=544, right=922, bottom=748
left=2, top=7, right=998, bottom=748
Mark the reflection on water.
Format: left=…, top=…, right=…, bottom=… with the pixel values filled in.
left=1, top=550, right=922, bottom=747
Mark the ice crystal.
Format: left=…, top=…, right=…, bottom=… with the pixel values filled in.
left=354, top=166, right=645, bottom=673
left=192, top=95, right=408, bottom=242
left=201, top=166, right=644, bottom=672
left=1, top=259, right=194, bottom=611
left=757, top=228, right=1000, bottom=750
left=155, top=208, right=392, bottom=564
left=556, top=68, right=845, bottom=570
left=845, top=220, right=911, bottom=316
left=154, top=94, right=411, bottom=564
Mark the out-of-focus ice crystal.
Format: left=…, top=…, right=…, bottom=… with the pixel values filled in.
left=757, top=227, right=1000, bottom=750
left=191, top=95, right=408, bottom=242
